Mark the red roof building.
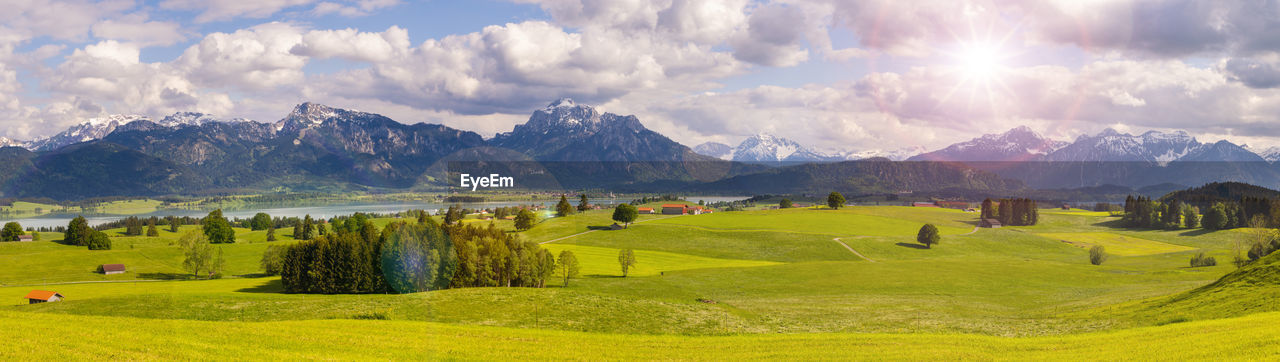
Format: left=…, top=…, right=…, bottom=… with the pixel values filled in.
left=25, top=290, right=63, bottom=304
left=100, top=264, right=126, bottom=275
left=912, top=202, right=939, bottom=208
left=661, top=204, right=688, bottom=215
left=637, top=207, right=655, bottom=214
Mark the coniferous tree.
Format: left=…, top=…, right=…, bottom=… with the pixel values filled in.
left=556, top=195, right=574, bottom=217
left=146, top=221, right=159, bottom=237
left=266, top=227, right=277, bottom=241
left=578, top=194, right=591, bottom=211
left=169, top=216, right=180, bottom=233
left=980, top=198, right=995, bottom=220
left=65, top=216, right=91, bottom=246
left=301, top=215, right=315, bottom=240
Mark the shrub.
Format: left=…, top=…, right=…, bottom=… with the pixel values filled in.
left=1190, top=252, right=1217, bottom=267
left=260, top=245, right=287, bottom=276
left=1089, top=245, right=1108, bottom=265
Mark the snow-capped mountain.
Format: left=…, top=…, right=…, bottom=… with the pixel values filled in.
left=1044, top=129, right=1205, bottom=163
left=490, top=98, right=714, bottom=162
left=24, top=112, right=251, bottom=151
left=159, top=112, right=248, bottom=128
left=731, top=133, right=838, bottom=164
left=26, top=114, right=151, bottom=151
left=908, top=126, right=1067, bottom=162
left=1247, top=146, right=1280, bottom=163
left=693, top=142, right=733, bottom=160
left=0, top=136, right=23, bottom=148
left=835, top=146, right=925, bottom=161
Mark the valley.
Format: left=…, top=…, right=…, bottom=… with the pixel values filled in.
left=4, top=201, right=1278, bottom=359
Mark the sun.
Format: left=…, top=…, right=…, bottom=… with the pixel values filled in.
left=933, top=25, right=1022, bottom=113
left=957, top=42, right=1005, bottom=81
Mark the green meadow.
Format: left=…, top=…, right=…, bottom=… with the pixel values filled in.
left=2, top=205, right=1278, bottom=359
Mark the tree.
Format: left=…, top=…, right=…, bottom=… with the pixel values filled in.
left=980, top=198, right=995, bottom=220
left=779, top=199, right=793, bottom=209
left=617, top=249, right=636, bottom=277
left=86, top=230, right=111, bottom=250
left=417, top=210, right=430, bottom=224
left=180, top=230, right=216, bottom=279
left=612, top=203, right=638, bottom=228
left=557, top=250, right=580, bottom=287
left=250, top=213, right=272, bottom=231
left=1202, top=202, right=1229, bottom=230
left=1183, top=204, right=1200, bottom=229
left=514, top=209, right=537, bottom=231
left=300, top=215, right=315, bottom=240
left=1089, top=245, right=1108, bottom=265
left=261, top=245, right=287, bottom=276
left=266, top=227, right=277, bottom=241
left=169, top=216, right=180, bottom=233
left=916, top=224, right=940, bottom=249
left=202, top=209, right=236, bottom=244
left=827, top=192, right=846, bottom=210
left=65, top=216, right=91, bottom=246
left=578, top=194, right=591, bottom=211
left=1, top=222, right=22, bottom=241
left=146, top=221, right=159, bottom=237
left=556, top=195, right=575, bottom=217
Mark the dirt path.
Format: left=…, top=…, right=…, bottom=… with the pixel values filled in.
left=538, top=215, right=682, bottom=245
left=962, top=226, right=980, bottom=235
left=832, top=237, right=875, bottom=262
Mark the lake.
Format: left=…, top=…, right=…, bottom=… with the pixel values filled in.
left=2, top=196, right=749, bottom=229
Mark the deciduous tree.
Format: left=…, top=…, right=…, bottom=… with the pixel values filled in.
left=917, top=224, right=940, bottom=249
left=827, top=192, right=846, bottom=210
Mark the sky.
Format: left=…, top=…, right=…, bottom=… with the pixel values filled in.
left=4, top=0, right=1280, bottom=155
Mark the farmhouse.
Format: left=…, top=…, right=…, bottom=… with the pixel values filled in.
left=24, top=290, right=63, bottom=304
left=980, top=219, right=1002, bottom=228
left=17, top=235, right=32, bottom=242
left=100, top=264, right=126, bottom=275
left=637, top=207, right=655, bottom=214
left=661, top=204, right=687, bottom=215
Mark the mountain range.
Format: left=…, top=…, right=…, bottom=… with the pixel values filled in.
left=693, top=133, right=918, bottom=164
left=6, top=99, right=1280, bottom=199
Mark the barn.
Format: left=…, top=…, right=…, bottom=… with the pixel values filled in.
left=25, top=290, right=63, bottom=304
left=980, top=219, right=1003, bottom=228
left=661, top=204, right=687, bottom=215
left=637, top=207, right=655, bottom=214
left=100, top=264, right=126, bottom=275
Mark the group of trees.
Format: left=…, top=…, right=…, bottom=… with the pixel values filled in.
left=1122, top=196, right=1200, bottom=229
left=278, top=215, right=576, bottom=294
left=1, top=222, right=25, bottom=241
left=64, top=216, right=110, bottom=250
left=980, top=198, right=1039, bottom=226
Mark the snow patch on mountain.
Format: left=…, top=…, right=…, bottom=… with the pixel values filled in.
left=731, top=133, right=837, bottom=163
left=693, top=142, right=733, bottom=160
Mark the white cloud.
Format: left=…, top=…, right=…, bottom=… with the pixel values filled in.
left=291, top=26, right=411, bottom=63
left=91, top=13, right=189, bottom=47
left=312, top=0, right=402, bottom=17
left=160, top=0, right=315, bottom=23
left=174, top=22, right=309, bottom=90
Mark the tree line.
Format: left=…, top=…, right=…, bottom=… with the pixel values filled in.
left=1121, top=196, right=1201, bottom=229
left=979, top=198, right=1039, bottom=226
left=275, top=216, right=577, bottom=294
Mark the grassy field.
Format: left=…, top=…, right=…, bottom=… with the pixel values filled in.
left=1036, top=232, right=1199, bottom=256
left=1, top=204, right=1275, bottom=358
left=3, top=309, right=1280, bottom=360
